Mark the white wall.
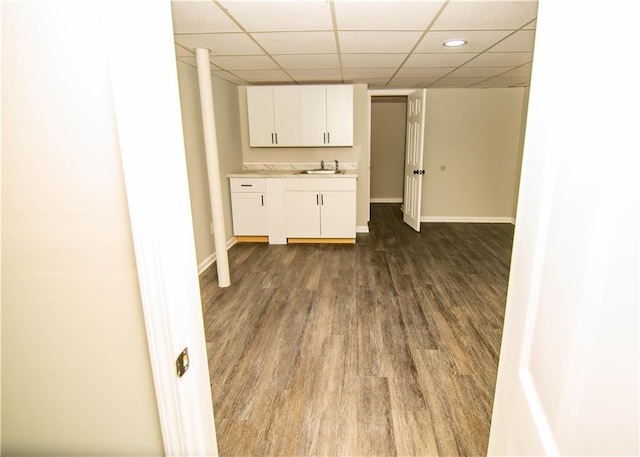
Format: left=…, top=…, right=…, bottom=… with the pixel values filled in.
left=488, top=0, right=639, bottom=454
left=422, top=88, right=527, bottom=220
left=176, top=61, right=242, bottom=270
left=1, top=2, right=163, bottom=454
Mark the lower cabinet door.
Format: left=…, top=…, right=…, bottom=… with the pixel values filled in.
left=320, top=191, right=356, bottom=238
left=231, top=192, right=267, bottom=235
left=284, top=191, right=321, bottom=237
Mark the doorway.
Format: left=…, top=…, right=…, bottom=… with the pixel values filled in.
left=370, top=96, right=407, bottom=204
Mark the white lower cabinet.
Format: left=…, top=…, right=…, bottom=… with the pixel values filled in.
left=230, top=176, right=356, bottom=242
left=284, top=178, right=356, bottom=239
left=230, top=178, right=267, bottom=236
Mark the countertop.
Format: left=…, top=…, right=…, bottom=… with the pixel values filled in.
left=227, top=169, right=358, bottom=178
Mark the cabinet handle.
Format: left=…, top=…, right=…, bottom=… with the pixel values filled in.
left=275, top=133, right=278, bottom=144
left=316, top=194, right=319, bottom=206
left=261, top=195, right=264, bottom=206
left=321, top=194, right=324, bottom=205
left=271, top=133, right=274, bottom=144
left=327, top=132, right=330, bottom=143
left=240, top=184, right=252, bottom=187
left=323, top=132, right=326, bottom=144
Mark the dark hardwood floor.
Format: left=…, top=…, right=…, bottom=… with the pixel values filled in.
left=200, top=203, right=514, bottom=456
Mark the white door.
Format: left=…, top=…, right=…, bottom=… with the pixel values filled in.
left=231, top=193, right=267, bottom=236
left=488, top=1, right=639, bottom=455
left=103, top=3, right=218, bottom=455
left=299, top=86, right=327, bottom=146
left=320, top=191, right=356, bottom=238
left=326, top=85, right=354, bottom=146
left=402, top=89, right=426, bottom=232
left=284, top=191, right=321, bottom=237
left=246, top=86, right=276, bottom=147
left=272, top=86, right=301, bottom=146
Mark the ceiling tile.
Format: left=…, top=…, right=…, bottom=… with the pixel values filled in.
left=388, top=77, right=440, bottom=88
left=404, top=52, right=477, bottom=67
left=252, top=31, right=337, bottom=54
left=175, top=33, right=264, bottom=55
left=464, top=52, right=533, bottom=67
left=474, top=75, right=530, bottom=87
left=341, top=53, right=407, bottom=68
left=175, top=44, right=193, bottom=57
left=171, top=1, right=241, bottom=33
left=176, top=56, right=220, bottom=70
left=448, top=66, right=512, bottom=77
left=232, top=69, right=294, bottom=83
left=219, top=0, right=333, bottom=32
left=500, top=65, right=532, bottom=77
left=212, top=70, right=248, bottom=85
left=339, top=31, right=423, bottom=53
left=288, top=69, right=343, bottom=82
left=489, top=30, right=536, bottom=52
left=432, top=1, right=538, bottom=30
left=395, top=67, right=454, bottom=78
left=416, top=30, right=512, bottom=53
left=272, top=54, right=340, bottom=69
left=430, top=76, right=490, bottom=87
left=343, top=68, right=397, bottom=79
left=333, top=1, right=445, bottom=31
left=211, top=55, right=279, bottom=70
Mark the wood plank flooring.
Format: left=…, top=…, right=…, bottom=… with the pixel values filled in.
left=199, top=203, right=514, bottom=456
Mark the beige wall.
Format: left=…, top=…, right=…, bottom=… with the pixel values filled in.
left=239, top=84, right=371, bottom=228
left=1, top=3, right=163, bottom=455
left=370, top=97, right=406, bottom=200
left=422, top=88, right=526, bottom=219
left=512, top=86, right=530, bottom=217
left=177, top=61, right=243, bottom=268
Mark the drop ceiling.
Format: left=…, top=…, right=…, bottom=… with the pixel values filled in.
left=172, top=0, right=537, bottom=89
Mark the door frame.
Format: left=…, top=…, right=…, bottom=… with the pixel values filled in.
left=367, top=89, right=416, bottom=216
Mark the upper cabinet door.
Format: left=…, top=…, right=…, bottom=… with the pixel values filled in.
left=246, top=85, right=353, bottom=147
left=299, top=86, right=327, bottom=146
left=326, top=85, right=353, bottom=146
left=272, top=86, right=300, bottom=146
left=246, top=86, right=276, bottom=147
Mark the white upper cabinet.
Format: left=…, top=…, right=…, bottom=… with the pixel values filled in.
left=299, top=85, right=353, bottom=147
left=247, top=85, right=353, bottom=147
left=299, top=86, right=327, bottom=146
left=246, top=86, right=300, bottom=147
left=325, top=85, right=353, bottom=146
left=272, top=86, right=301, bottom=146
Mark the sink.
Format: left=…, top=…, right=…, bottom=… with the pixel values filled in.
left=297, top=169, right=344, bottom=175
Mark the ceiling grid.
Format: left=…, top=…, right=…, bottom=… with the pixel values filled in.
left=172, top=0, right=538, bottom=88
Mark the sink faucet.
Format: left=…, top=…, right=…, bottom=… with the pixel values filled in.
left=321, top=160, right=325, bottom=169
left=335, top=159, right=339, bottom=171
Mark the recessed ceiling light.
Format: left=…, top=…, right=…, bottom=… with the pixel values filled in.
left=442, top=39, right=467, bottom=47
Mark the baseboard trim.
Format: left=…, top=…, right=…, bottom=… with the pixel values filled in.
left=356, top=225, right=370, bottom=233
left=370, top=198, right=403, bottom=203
left=420, top=216, right=516, bottom=224
left=198, top=237, right=238, bottom=275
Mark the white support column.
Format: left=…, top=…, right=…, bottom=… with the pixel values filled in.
left=195, top=48, right=230, bottom=287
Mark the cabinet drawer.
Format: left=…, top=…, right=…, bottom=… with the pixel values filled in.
left=283, top=177, right=356, bottom=192
left=230, top=178, right=266, bottom=192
